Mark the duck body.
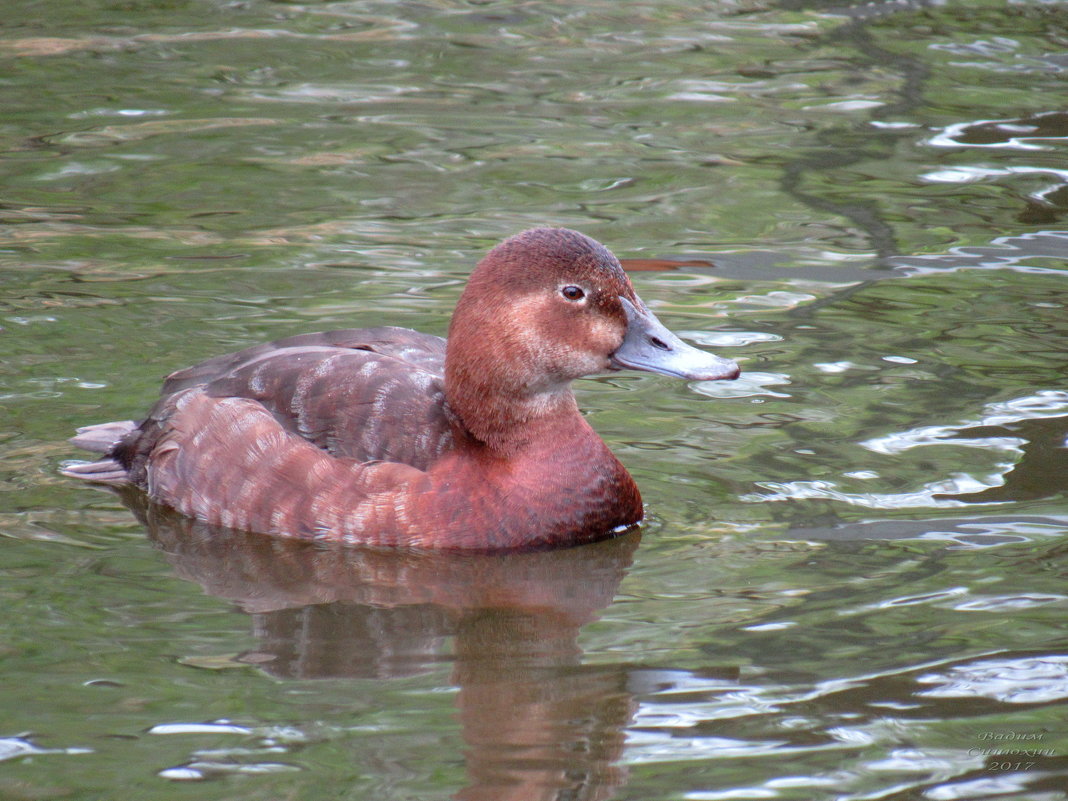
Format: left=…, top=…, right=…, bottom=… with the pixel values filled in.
left=65, top=228, right=739, bottom=550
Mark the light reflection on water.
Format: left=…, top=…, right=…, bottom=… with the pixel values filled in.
left=918, top=655, right=1068, bottom=704
left=745, top=390, right=1068, bottom=510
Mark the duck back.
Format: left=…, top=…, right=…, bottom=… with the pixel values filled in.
left=116, top=327, right=456, bottom=486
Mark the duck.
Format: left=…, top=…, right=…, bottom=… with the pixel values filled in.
left=63, top=228, right=740, bottom=550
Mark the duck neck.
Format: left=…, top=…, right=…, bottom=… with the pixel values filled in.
left=444, top=319, right=586, bottom=455
left=445, top=370, right=583, bottom=455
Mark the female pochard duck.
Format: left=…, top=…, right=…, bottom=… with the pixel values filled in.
left=64, top=228, right=739, bottom=550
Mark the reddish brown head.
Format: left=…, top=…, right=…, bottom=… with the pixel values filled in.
left=444, top=228, right=739, bottom=451
left=444, top=229, right=629, bottom=445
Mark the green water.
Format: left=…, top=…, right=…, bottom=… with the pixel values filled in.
left=2, top=1, right=1067, bottom=798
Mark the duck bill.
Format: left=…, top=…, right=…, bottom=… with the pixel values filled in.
left=610, top=296, right=740, bottom=381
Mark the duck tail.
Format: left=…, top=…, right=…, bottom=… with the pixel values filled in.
left=69, top=420, right=136, bottom=453
left=61, top=420, right=137, bottom=485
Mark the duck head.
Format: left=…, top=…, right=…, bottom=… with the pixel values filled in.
left=445, top=228, right=739, bottom=449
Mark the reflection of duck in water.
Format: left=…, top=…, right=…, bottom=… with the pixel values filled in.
left=64, top=228, right=738, bottom=550
left=134, top=492, right=640, bottom=800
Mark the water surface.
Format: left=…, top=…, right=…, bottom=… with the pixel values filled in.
left=2, top=1, right=1067, bottom=799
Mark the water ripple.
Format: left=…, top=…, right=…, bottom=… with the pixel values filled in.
left=159, top=760, right=301, bottom=781
left=745, top=391, right=1068, bottom=511
left=0, top=735, right=91, bottom=762
left=917, top=654, right=1068, bottom=704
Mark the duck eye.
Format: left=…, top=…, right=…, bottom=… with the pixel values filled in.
left=560, top=285, right=585, bottom=301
